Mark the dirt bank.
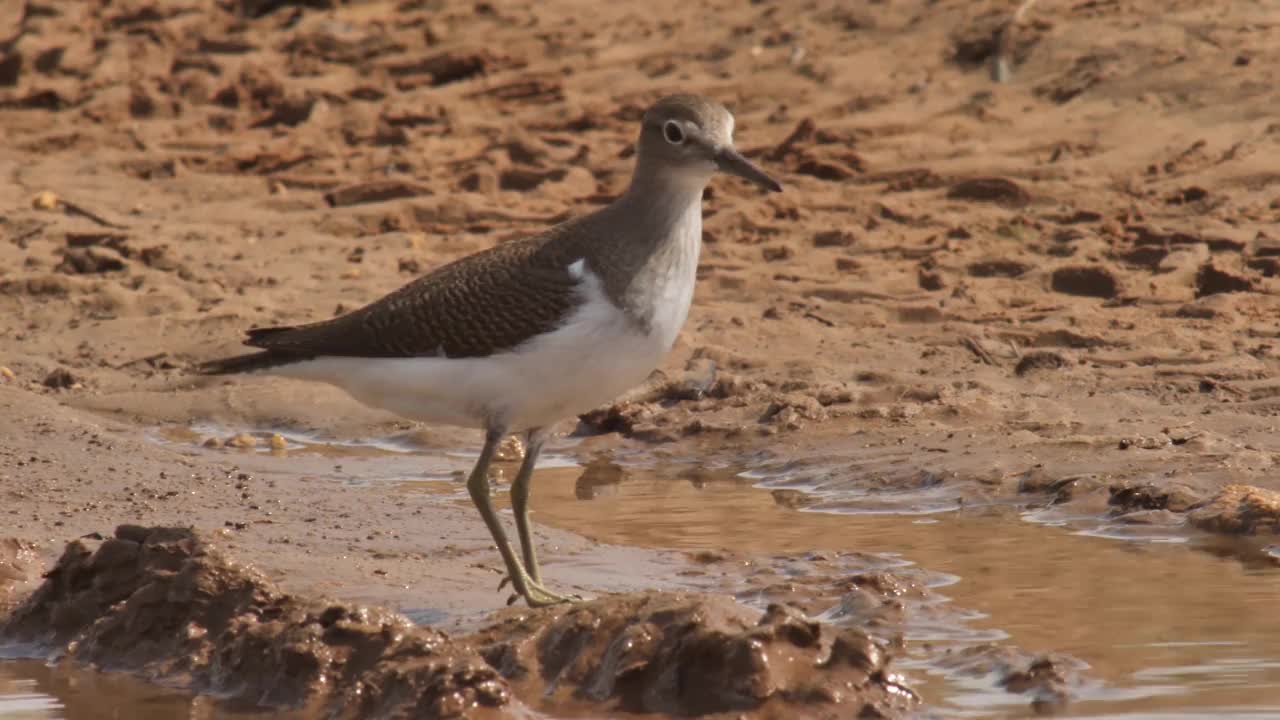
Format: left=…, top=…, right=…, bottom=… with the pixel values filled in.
left=1, top=0, right=1277, bottom=501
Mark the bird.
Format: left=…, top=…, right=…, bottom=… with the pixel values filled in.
left=200, top=94, right=782, bottom=607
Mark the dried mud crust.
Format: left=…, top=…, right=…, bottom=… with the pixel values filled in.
left=1, top=0, right=1278, bottom=460
left=0, top=0, right=1277, bottom=523
left=1, top=525, right=919, bottom=719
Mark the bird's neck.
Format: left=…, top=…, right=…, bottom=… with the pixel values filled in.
left=614, top=162, right=708, bottom=245
left=581, top=164, right=708, bottom=322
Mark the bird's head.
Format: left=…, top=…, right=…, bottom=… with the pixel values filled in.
left=636, top=94, right=782, bottom=193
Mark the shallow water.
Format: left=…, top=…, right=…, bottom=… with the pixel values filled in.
left=478, top=460, right=1280, bottom=718
left=6, top=425, right=1280, bottom=718
left=0, top=656, right=276, bottom=720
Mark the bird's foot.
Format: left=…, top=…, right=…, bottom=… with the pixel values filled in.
left=498, top=574, right=582, bottom=607
left=523, top=579, right=583, bottom=607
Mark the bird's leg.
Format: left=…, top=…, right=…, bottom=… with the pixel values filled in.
left=466, top=428, right=574, bottom=608
left=510, top=427, right=549, bottom=584
left=505, top=426, right=581, bottom=604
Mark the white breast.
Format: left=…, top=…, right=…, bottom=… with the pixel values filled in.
left=643, top=208, right=701, bottom=353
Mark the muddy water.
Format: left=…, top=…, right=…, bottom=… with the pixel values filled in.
left=406, top=457, right=1280, bottom=719
left=0, top=656, right=277, bottom=719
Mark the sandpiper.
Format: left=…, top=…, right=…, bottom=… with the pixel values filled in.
left=201, top=94, right=782, bottom=607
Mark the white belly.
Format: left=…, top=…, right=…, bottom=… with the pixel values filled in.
left=272, top=265, right=687, bottom=432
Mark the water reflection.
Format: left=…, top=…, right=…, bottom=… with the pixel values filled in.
left=490, top=460, right=1280, bottom=719
left=573, top=456, right=626, bottom=500
left=0, top=657, right=279, bottom=720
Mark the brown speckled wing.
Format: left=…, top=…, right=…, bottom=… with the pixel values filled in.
left=244, top=237, right=584, bottom=360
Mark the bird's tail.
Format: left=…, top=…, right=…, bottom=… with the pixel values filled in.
left=197, top=350, right=304, bottom=375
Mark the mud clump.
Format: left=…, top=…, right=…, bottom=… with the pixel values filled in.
left=936, top=644, right=1081, bottom=713
left=41, top=367, right=80, bottom=389
left=1187, top=484, right=1280, bottom=535
left=1014, top=350, right=1070, bottom=376
left=1050, top=265, right=1121, bottom=298
left=1106, top=482, right=1280, bottom=536
left=0, top=538, right=40, bottom=616
left=474, top=594, right=917, bottom=718
left=1108, top=482, right=1203, bottom=514
left=1, top=526, right=917, bottom=718
left=56, top=247, right=127, bottom=274
left=968, top=259, right=1031, bottom=278
left=946, top=177, right=1031, bottom=208
left=1194, top=263, right=1255, bottom=298
left=0, top=525, right=512, bottom=718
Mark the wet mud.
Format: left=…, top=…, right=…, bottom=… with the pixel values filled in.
left=2, top=525, right=917, bottom=719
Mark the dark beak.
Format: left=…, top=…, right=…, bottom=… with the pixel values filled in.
left=715, top=146, right=783, bottom=192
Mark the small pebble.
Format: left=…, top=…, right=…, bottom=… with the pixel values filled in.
left=495, top=435, right=525, bottom=462
left=0, top=367, right=14, bottom=381
left=227, top=433, right=257, bottom=449
left=32, top=190, right=59, bottom=210
left=203, top=437, right=224, bottom=449
left=269, top=433, right=288, bottom=450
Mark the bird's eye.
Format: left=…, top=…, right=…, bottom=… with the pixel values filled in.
left=662, top=120, right=685, bottom=145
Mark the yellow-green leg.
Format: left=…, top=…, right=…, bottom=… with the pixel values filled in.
left=510, top=427, right=549, bottom=584
left=467, top=427, right=576, bottom=607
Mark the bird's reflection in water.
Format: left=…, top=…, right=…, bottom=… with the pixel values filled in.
left=573, top=458, right=746, bottom=500
left=574, top=457, right=626, bottom=500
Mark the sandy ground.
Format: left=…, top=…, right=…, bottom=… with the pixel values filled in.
left=3, top=0, right=1280, bottom=716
